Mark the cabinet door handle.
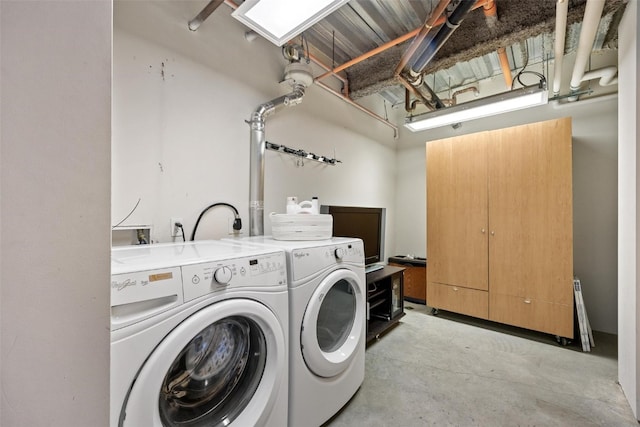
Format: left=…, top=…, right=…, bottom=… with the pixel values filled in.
left=490, top=230, right=495, bottom=236
left=524, top=299, right=531, bottom=304
left=453, top=286, right=458, bottom=291
left=481, top=228, right=486, bottom=234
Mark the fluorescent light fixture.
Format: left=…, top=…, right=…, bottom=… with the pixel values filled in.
left=232, top=0, right=349, bottom=46
left=405, top=85, right=549, bottom=132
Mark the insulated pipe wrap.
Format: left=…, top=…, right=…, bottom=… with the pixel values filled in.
left=552, top=0, right=569, bottom=95
left=409, top=0, right=476, bottom=74
left=569, top=0, right=606, bottom=91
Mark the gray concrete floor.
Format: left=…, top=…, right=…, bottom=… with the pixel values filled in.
left=325, top=302, right=638, bottom=426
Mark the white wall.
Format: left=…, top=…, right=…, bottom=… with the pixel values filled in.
left=0, top=1, right=111, bottom=426
left=113, top=2, right=398, bottom=260
left=617, top=0, right=638, bottom=418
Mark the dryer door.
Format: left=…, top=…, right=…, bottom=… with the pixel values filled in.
left=301, top=269, right=365, bottom=378
left=120, top=299, right=285, bottom=427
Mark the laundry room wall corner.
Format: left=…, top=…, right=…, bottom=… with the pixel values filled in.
left=1, top=1, right=111, bottom=425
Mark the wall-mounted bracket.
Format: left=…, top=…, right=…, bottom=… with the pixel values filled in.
left=265, top=141, right=341, bottom=166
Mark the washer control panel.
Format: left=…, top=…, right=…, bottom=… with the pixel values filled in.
left=181, top=252, right=286, bottom=302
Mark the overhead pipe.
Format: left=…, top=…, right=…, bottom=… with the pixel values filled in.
left=449, top=86, right=480, bottom=105
left=317, top=0, right=496, bottom=82
left=316, top=28, right=423, bottom=82
left=568, top=0, right=606, bottom=100
left=497, top=48, right=513, bottom=89
left=304, top=52, right=400, bottom=135
left=394, top=0, right=452, bottom=76
left=581, top=66, right=618, bottom=86
left=401, top=80, right=435, bottom=112
left=482, top=0, right=498, bottom=29
left=552, top=0, right=569, bottom=96
left=396, top=0, right=451, bottom=112
left=307, top=51, right=349, bottom=95
left=405, top=88, right=420, bottom=112
left=409, top=0, right=477, bottom=74
left=188, top=0, right=226, bottom=31
left=481, top=1, right=513, bottom=90
left=314, top=80, right=399, bottom=137
left=406, top=70, right=447, bottom=109
left=398, top=0, right=476, bottom=110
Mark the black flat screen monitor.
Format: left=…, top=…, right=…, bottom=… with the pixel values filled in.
left=321, top=205, right=385, bottom=265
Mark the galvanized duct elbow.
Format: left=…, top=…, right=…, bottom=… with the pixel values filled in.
left=249, top=63, right=312, bottom=236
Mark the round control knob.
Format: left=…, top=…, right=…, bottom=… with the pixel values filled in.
left=213, top=266, right=233, bottom=285
left=334, top=248, right=345, bottom=260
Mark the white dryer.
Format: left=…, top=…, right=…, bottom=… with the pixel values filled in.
left=230, top=237, right=366, bottom=427
left=110, top=240, right=288, bottom=427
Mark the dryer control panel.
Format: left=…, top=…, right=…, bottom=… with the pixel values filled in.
left=290, top=240, right=364, bottom=282
left=181, top=252, right=287, bottom=302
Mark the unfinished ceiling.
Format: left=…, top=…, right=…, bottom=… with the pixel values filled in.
left=301, top=0, right=625, bottom=104
left=190, top=0, right=625, bottom=134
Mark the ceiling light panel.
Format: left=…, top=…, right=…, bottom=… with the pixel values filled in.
left=405, top=86, right=548, bottom=132
left=232, top=0, right=349, bottom=46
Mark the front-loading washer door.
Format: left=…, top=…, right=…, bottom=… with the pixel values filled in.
left=120, top=299, right=285, bottom=427
left=300, top=269, right=364, bottom=378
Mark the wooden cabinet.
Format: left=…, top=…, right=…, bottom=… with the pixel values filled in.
left=388, top=256, right=426, bottom=303
left=426, top=117, right=573, bottom=338
left=366, top=265, right=405, bottom=343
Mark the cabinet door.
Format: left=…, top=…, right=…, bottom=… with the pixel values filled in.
left=427, top=133, right=489, bottom=291
left=488, top=118, right=573, bottom=307
left=389, top=264, right=426, bottom=302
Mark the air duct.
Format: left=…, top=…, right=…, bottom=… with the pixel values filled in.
left=249, top=62, right=314, bottom=236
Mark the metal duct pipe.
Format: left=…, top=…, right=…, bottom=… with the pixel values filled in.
left=553, top=0, right=569, bottom=96
left=249, top=83, right=307, bottom=236
left=249, top=85, right=305, bottom=236
left=409, top=0, right=477, bottom=74
left=569, top=0, right=606, bottom=98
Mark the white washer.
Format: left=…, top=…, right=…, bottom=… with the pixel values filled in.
left=110, top=240, right=289, bottom=427
left=230, top=236, right=366, bottom=427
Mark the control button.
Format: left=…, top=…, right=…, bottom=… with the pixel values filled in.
left=334, top=248, right=345, bottom=260
left=192, top=275, right=200, bottom=284
left=213, top=266, right=233, bottom=285
left=240, top=267, right=246, bottom=276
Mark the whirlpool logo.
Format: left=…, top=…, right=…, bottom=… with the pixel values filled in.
left=294, top=252, right=309, bottom=259
left=111, top=279, right=137, bottom=291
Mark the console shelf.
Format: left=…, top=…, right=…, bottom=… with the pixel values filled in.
left=366, top=265, right=405, bottom=344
